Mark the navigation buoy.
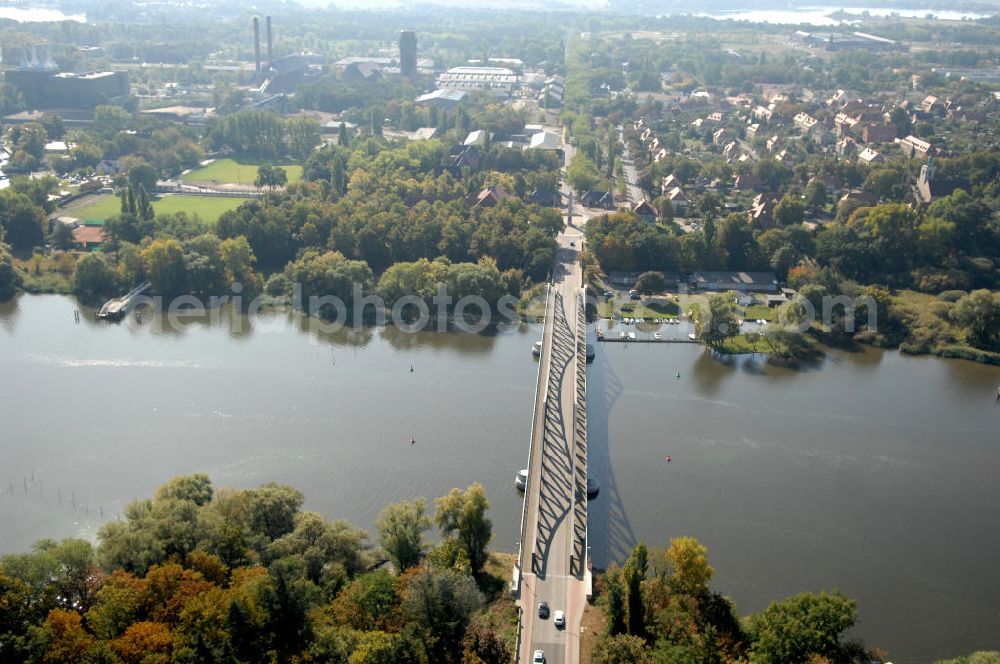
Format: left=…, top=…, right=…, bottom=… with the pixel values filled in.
left=665, top=455, right=672, bottom=463
left=675, top=371, right=681, bottom=379
left=410, top=437, right=415, bottom=445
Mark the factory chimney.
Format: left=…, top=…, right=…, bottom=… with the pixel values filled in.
left=253, top=16, right=261, bottom=73
left=266, top=16, right=273, bottom=69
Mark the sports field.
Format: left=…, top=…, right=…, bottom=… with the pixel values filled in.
left=180, top=159, right=302, bottom=186
left=73, top=194, right=250, bottom=225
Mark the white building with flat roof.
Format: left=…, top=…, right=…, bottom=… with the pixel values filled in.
left=437, top=66, right=518, bottom=95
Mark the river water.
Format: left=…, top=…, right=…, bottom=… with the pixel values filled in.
left=0, top=294, right=997, bottom=661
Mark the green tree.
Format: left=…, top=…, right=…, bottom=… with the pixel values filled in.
left=745, top=590, right=858, bottom=664
left=141, top=238, right=187, bottom=295
left=651, top=195, right=673, bottom=223
left=376, top=498, right=431, bottom=572
left=693, top=293, right=739, bottom=348
left=127, top=161, right=159, bottom=193
left=635, top=271, right=667, bottom=295
left=567, top=152, right=602, bottom=192
left=402, top=568, right=482, bottom=664
left=804, top=180, right=827, bottom=213
left=950, top=290, right=1000, bottom=350
left=600, top=565, right=626, bottom=636
left=774, top=195, right=806, bottom=226
left=592, top=633, right=652, bottom=664
left=287, top=116, right=322, bottom=160
left=622, top=543, right=647, bottom=638
left=0, top=241, right=22, bottom=301
left=0, top=191, right=46, bottom=250
left=73, top=253, right=117, bottom=299
left=434, top=484, right=492, bottom=581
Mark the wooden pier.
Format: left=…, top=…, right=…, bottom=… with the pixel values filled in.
left=97, top=283, right=151, bottom=321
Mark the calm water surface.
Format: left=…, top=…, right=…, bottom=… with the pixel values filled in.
left=0, top=294, right=997, bottom=662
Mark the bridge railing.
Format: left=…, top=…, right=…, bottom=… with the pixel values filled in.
left=514, top=283, right=552, bottom=581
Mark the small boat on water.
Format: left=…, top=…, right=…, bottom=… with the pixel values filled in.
left=628, top=332, right=637, bottom=340
left=515, top=469, right=528, bottom=491
left=532, top=341, right=543, bottom=357
left=587, top=475, right=600, bottom=499
left=688, top=333, right=697, bottom=340
left=654, top=332, right=662, bottom=340
left=586, top=343, right=596, bottom=363
left=619, top=331, right=626, bottom=340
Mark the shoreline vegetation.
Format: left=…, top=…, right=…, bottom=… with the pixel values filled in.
left=0, top=475, right=994, bottom=664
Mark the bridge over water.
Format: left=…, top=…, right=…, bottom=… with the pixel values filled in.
left=514, top=229, right=590, bottom=664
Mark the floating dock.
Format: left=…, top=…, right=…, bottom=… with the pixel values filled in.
left=97, top=283, right=151, bottom=321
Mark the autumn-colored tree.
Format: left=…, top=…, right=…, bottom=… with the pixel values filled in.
left=37, top=609, right=94, bottom=664
left=109, top=620, right=174, bottom=664
left=666, top=536, right=714, bottom=596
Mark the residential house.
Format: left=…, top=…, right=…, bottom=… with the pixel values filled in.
left=664, top=187, right=690, bottom=214
left=794, top=112, right=819, bottom=133
left=464, top=130, right=491, bottom=147
left=632, top=200, right=657, bottom=223
left=899, top=135, right=933, bottom=158
left=441, top=145, right=481, bottom=177
left=919, top=95, right=943, bottom=115
left=580, top=190, right=615, bottom=210
left=526, top=189, right=562, bottom=207
left=528, top=131, right=561, bottom=151
left=862, top=123, right=896, bottom=144
left=72, top=223, right=105, bottom=251
left=410, top=127, right=438, bottom=141
left=723, top=141, right=740, bottom=162
left=857, top=147, right=883, bottom=165
left=749, top=193, right=779, bottom=227
left=835, top=112, right=859, bottom=136
left=661, top=174, right=682, bottom=192
left=466, top=184, right=516, bottom=208
left=712, top=128, right=729, bottom=146
left=734, top=173, right=763, bottom=191
left=839, top=189, right=877, bottom=207
left=95, top=159, right=120, bottom=176
left=836, top=137, right=858, bottom=158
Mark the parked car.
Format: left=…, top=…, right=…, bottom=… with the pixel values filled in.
left=538, top=601, right=550, bottom=619
left=553, top=610, right=565, bottom=629
left=533, top=650, right=546, bottom=663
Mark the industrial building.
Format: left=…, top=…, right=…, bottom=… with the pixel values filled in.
left=791, top=30, right=901, bottom=52
left=437, top=66, right=518, bottom=95
left=249, top=17, right=323, bottom=95
left=4, top=44, right=128, bottom=109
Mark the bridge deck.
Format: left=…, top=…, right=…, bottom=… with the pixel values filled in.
left=517, top=230, right=587, bottom=664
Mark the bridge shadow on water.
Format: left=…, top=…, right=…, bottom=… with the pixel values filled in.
left=586, top=332, right=639, bottom=569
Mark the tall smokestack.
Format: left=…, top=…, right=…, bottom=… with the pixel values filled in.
left=253, top=16, right=261, bottom=73
left=266, top=16, right=273, bottom=69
